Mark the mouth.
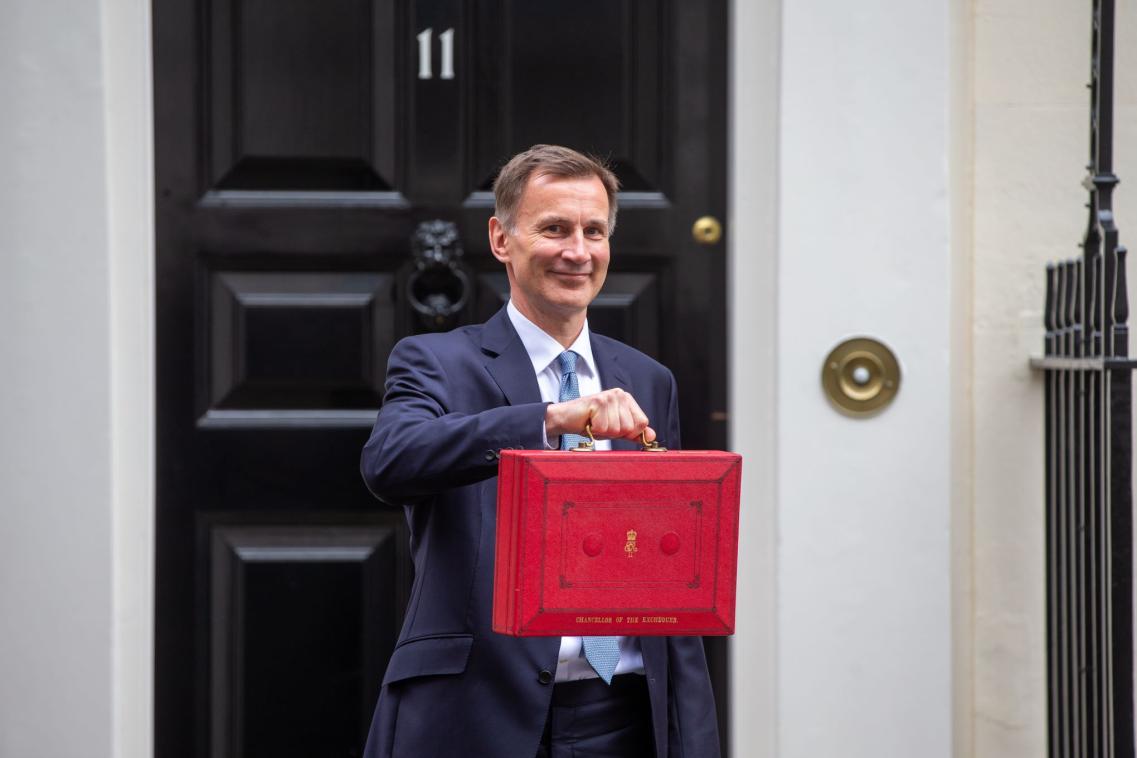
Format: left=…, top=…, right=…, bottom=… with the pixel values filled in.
left=550, top=271, right=591, bottom=278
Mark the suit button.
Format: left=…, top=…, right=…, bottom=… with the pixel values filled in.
left=484, top=451, right=496, bottom=462
left=537, top=669, right=553, bottom=685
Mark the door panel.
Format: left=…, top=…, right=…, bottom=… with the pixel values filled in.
left=467, top=0, right=669, bottom=197
left=154, top=0, right=727, bottom=755
left=207, top=520, right=408, bottom=758
left=204, top=270, right=394, bottom=420
left=207, top=0, right=403, bottom=192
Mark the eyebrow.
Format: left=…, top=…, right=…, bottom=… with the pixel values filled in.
left=533, top=214, right=570, bottom=228
left=532, top=214, right=609, bottom=231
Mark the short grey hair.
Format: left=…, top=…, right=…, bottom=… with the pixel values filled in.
left=493, top=144, right=620, bottom=234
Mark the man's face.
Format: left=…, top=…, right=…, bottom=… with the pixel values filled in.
left=489, top=173, right=611, bottom=323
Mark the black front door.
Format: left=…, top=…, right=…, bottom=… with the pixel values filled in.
left=153, top=1, right=727, bottom=755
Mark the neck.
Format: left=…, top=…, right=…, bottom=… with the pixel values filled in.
left=510, top=297, right=586, bottom=348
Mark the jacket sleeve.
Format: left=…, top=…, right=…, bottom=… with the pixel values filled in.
left=360, top=337, right=548, bottom=503
left=666, top=635, right=722, bottom=757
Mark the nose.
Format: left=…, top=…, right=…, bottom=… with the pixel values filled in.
left=561, top=229, right=590, bottom=262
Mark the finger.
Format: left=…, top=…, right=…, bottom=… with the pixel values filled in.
left=603, top=394, right=622, bottom=437
left=642, top=425, right=657, bottom=443
left=616, top=401, right=636, bottom=437
left=625, top=396, right=650, bottom=435
left=583, top=397, right=603, bottom=435
left=585, top=395, right=608, bottom=437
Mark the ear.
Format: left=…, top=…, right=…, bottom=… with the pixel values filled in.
left=488, top=216, right=510, bottom=264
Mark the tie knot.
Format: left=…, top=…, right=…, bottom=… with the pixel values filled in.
left=557, top=350, right=579, bottom=376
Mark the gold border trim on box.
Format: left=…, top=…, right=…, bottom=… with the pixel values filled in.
left=821, top=337, right=901, bottom=417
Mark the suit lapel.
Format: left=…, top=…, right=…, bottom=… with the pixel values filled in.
left=481, top=311, right=643, bottom=451
left=481, top=307, right=543, bottom=406
left=592, top=336, right=639, bottom=452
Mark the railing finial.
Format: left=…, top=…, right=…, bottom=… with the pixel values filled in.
left=1064, top=260, right=1078, bottom=340
left=1113, top=246, right=1129, bottom=358
left=1045, top=264, right=1058, bottom=355
left=1114, top=246, right=1128, bottom=325
left=1090, top=253, right=1103, bottom=356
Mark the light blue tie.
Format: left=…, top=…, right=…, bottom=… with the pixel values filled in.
left=557, top=350, right=622, bottom=685
left=558, top=350, right=590, bottom=451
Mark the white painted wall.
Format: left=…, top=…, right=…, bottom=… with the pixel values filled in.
left=103, top=0, right=156, bottom=755
left=728, top=0, right=781, bottom=755
left=948, top=2, right=974, bottom=755
left=0, top=0, right=154, bottom=756
left=731, top=0, right=964, bottom=754
left=779, top=0, right=955, bottom=748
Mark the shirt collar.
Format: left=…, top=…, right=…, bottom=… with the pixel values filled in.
left=506, top=300, right=597, bottom=379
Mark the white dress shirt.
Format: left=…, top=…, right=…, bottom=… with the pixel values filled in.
left=506, top=301, right=645, bottom=682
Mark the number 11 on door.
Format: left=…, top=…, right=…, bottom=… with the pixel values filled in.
left=417, top=28, right=455, bottom=80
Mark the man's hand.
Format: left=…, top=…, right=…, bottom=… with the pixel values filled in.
left=544, top=388, right=656, bottom=443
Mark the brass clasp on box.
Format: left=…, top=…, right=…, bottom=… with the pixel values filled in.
left=571, top=424, right=597, bottom=452
left=571, top=423, right=668, bottom=452
left=821, top=337, right=901, bottom=417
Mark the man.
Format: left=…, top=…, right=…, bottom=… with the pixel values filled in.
left=360, top=145, right=720, bottom=757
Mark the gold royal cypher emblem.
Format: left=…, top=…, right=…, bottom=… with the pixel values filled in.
left=625, top=529, right=638, bottom=557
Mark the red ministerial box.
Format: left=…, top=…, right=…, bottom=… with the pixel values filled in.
left=493, top=450, right=742, bottom=637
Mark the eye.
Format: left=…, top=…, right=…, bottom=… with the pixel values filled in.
left=544, top=224, right=563, bottom=234
left=586, top=226, right=607, bottom=238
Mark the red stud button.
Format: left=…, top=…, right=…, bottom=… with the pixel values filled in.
left=582, top=533, right=603, bottom=557
left=660, top=532, right=681, bottom=555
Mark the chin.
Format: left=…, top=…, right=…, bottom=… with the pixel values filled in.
left=548, top=290, right=598, bottom=312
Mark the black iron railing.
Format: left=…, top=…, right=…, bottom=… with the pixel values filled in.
left=1031, top=1, right=1132, bottom=755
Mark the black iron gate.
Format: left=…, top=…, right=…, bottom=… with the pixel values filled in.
left=1031, top=1, right=1133, bottom=755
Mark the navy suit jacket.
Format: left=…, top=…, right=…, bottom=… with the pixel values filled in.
left=360, top=306, right=720, bottom=758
